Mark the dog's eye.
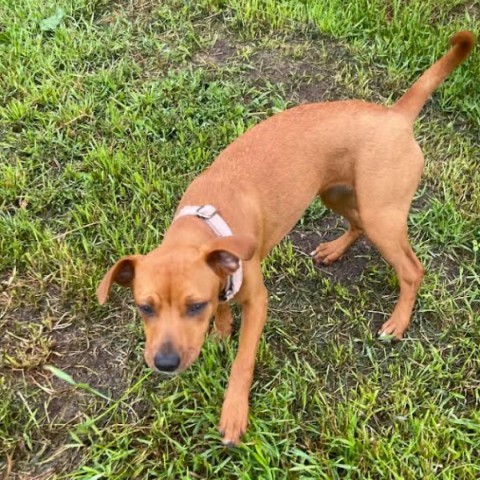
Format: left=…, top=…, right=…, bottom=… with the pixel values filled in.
left=138, top=304, right=155, bottom=316
left=186, top=302, right=208, bottom=317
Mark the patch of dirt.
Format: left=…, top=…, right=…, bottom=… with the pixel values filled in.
left=428, top=251, right=461, bottom=283
left=2, top=285, right=132, bottom=398
left=246, top=28, right=399, bottom=105
left=1, top=282, right=64, bottom=371
left=446, top=1, right=480, bottom=21
left=1, top=276, right=138, bottom=477
left=50, top=308, right=134, bottom=394
left=104, top=0, right=157, bottom=24
left=189, top=20, right=362, bottom=105
left=193, top=37, right=237, bottom=66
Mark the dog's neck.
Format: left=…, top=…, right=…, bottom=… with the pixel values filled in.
left=162, top=215, right=217, bottom=248
left=161, top=215, right=230, bottom=298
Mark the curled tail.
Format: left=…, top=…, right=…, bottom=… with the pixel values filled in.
left=392, top=31, right=475, bottom=123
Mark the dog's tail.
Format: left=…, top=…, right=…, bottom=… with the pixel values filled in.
left=392, top=31, right=475, bottom=123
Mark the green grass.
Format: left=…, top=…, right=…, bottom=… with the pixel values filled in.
left=1, top=0, right=479, bottom=478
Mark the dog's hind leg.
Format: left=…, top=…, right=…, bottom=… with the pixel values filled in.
left=312, top=185, right=363, bottom=264
left=361, top=210, right=424, bottom=339
left=356, top=148, right=425, bottom=338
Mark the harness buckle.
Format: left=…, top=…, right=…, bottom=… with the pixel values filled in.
left=195, top=205, right=217, bottom=219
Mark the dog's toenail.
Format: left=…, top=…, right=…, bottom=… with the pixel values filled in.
left=223, top=440, right=236, bottom=448
left=378, top=331, right=397, bottom=342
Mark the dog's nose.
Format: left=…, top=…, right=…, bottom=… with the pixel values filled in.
left=153, top=351, right=180, bottom=372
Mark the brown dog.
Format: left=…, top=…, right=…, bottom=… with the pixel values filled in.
left=97, top=32, right=475, bottom=446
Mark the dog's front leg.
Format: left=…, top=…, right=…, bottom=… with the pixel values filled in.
left=219, top=271, right=268, bottom=446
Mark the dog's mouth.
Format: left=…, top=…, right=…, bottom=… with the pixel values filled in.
left=156, top=370, right=178, bottom=378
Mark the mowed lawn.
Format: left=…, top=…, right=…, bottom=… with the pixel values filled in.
left=1, top=0, right=479, bottom=478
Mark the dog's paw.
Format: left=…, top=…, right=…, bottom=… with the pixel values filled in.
left=218, top=394, right=249, bottom=446
left=210, top=323, right=232, bottom=340
left=378, top=316, right=409, bottom=340
left=310, top=240, right=345, bottom=265
left=311, top=231, right=360, bottom=265
left=212, top=307, right=233, bottom=339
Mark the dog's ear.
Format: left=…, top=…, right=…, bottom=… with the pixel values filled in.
left=204, top=235, right=256, bottom=276
left=97, top=255, right=142, bottom=305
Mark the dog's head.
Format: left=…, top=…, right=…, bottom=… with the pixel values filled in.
left=97, top=235, right=255, bottom=375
